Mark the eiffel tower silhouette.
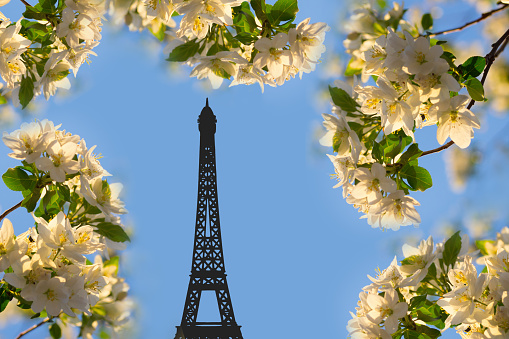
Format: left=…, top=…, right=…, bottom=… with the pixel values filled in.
left=175, top=99, right=243, bottom=339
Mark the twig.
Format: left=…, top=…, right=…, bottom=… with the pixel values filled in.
left=0, top=200, right=23, bottom=223
left=428, top=4, right=508, bottom=37
left=19, top=0, right=31, bottom=6
left=420, top=28, right=509, bottom=157
left=479, top=28, right=509, bottom=87
left=421, top=141, right=455, bottom=157
left=495, top=37, right=509, bottom=58
left=15, top=317, right=53, bottom=339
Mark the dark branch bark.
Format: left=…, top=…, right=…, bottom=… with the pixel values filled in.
left=0, top=200, right=22, bottom=223
left=15, top=317, right=53, bottom=339
left=421, top=141, right=455, bottom=157
left=428, top=4, right=508, bottom=37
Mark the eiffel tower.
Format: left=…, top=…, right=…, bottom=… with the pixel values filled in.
left=175, top=99, right=243, bottom=339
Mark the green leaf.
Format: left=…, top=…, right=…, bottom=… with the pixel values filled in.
left=400, top=164, right=433, bottom=191
left=148, top=22, right=166, bottom=41
left=18, top=300, right=33, bottom=309
left=57, top=0, right=65, bottom=12
left=345, top=57, right=363, bottom=76
left=401, top=255, right=421, bottom=266
left=269, top=0, right=298, bottom=24
left=232, top=3, right=258, bottom=34
left=42, top=190, right=58, bottom=211
left=398, top=179, right=412, bottom=195
left=21, top=189, right=41, bottom=213
left=409, top=294, right=428, bottom=310
left=380, top=133, right=412, bottom=161
left=250, top=0, right=267, bottom=23
left=19, top=162, right=37, bottom=174
left=167, top=39, right=200, bottom=62
left=329, top=86, right=359, bottom=113
left=476, top=239, right=496, bottom=256
left=373, top=22, right=386, bottom=35
left=398, top=143, right=423, bottom=165
left=206, top=43, right=229, bottom=56
left=421, top=262, right=437, bottom=283
left=20, top=20, right=50, bottom=41
left=279, top=20, right=296, bottom=31
left=212, top=67, right=232, bottom=80
left=49, top=323, right=62, bottom=339
left=332, top=132, right=343, bottom=153
left=0, top=284, right=14, bottom=312
left=34, top=187, right=61, bottom=217
left=19, top=76, right=35, bottom=109
left=2, top=168, right=37, bottom=191
left=421, top=13, right=433, bottom=31
left=384, top=134, right=412, bottom=159
left=440, top=51, right=456, bottom=68
left=372, top=141, right=383, bottom=162
left=465, top=78, right=485, bottom=101
left=91, top=305, right=107, bottom=317
left=402, top=329, right=421, bottom=339
left=39, top=0, right=58, bottom=14
left=94, top=222, right=130, bottom=242
left=22, top=6, right=48, bottom=20
left=413, top=299, right=447, bottom=330
left=57, top=183, right=71, bottom=202
left=0, top=95, right=7, bottom=105
left=459, top=56, right=486, bottom=80
left=430, top=39, right=447, bottom=46
left=104, top=256, right=120, bottom=275
left=443, top=231, right=462, bottom=267
left=99, top=330, right=111, bottom=339
left=234, top=32, right=258, bottom=45
left=86, top=205, right=102, bottom=215
left=415, top=323, right=441, bottom=338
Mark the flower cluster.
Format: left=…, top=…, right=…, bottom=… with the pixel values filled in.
left=348, top=228, right=509, bottom=338
left=320, top=1, right=504, bottom=230
left=163, top=1, right=329, bottom=91
left=0, top=0, right=105, bottom=108
left=0, top=0, right=328, bottom=111
left=0, top=119, right=132, bottom=338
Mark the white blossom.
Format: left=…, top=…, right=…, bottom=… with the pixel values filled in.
left=431, top=95, right=481, bottom=149
left=26, top=276, right=74, bottom=316
left=2, top=120, right=51, bottom=163
left=351, top=163, right=397, bottom=204
left=288, top=18, right=329, bottom=67
left=370, top=190, right=421, bottom=231
left=366, top=288, right=408, bottom=334
left=402, top=36, right=448, bottom=76
left=0, top=218, right=25, bottom=271
left=35, top=139, right=80, bottom=182
left=254, top=33, right=293, bottom=78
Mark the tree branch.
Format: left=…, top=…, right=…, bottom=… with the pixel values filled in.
left=0, top=200, right=23, bottom=223
left=428, top=4, right=508, bottom=37
left=15, top=317, right=53, bottom=339
left=479, top=28, right=509, bottom=88
left=19, top=0, right=31, bottom=6
left=420, top=28, right=509, bottom=157
left=421, top=141, right=455, bottom=157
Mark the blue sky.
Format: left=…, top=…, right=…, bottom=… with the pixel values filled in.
left=2, top=0, right=509, bottom=338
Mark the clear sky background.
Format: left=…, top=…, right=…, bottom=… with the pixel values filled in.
left=1, top=0, right=509, bottom=338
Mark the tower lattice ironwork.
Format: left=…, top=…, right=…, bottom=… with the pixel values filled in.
left=175, top=100, right=243, bottom=339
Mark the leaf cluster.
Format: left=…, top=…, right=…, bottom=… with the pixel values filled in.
left=168, top=0, right=299, bottom=67
left=389, top=232, right=466, bottom=337
left=2, top=163, right=130, bottom=243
